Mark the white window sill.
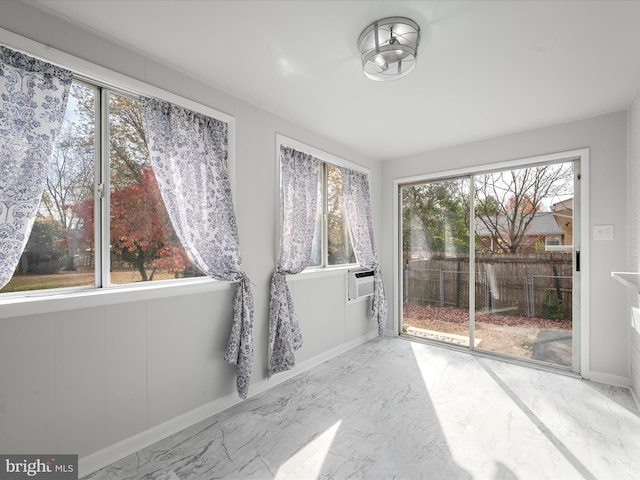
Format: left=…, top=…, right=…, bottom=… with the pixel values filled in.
left=0, top=278, right=233, bottom=319
left=286, top=264, right=360, bottom=282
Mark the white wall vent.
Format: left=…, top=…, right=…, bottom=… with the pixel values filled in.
left=347, top=268, right=375, bottom=301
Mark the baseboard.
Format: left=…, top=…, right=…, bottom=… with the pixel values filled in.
left=78, top=330, right=377, bottom=478
left=585, top=370, right=632, bottom=387
left=79, top=391, right=242, bottom=478
left=254, top=330, right=378, bottom=387
left=630, top=384, right=640, bottom=412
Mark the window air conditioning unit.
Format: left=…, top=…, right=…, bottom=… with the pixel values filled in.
left=347, top=267, right=375, bottom=301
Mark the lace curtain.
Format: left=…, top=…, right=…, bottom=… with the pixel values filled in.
left=0, top=46, right=72, bottom=289
left=268, top=146, right=321, bottom=376
left=140, top=97, right=254, bottom=399
left=340, top=167, right=388, bottom=336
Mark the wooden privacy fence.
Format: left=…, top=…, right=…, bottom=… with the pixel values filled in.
left=404, top=253, right=573, bottom=321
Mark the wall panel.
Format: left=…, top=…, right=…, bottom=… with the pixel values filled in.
left=105, top=302, right=148, bottom=445
left=55, top=308, right=107, bottom=456
left=0, top=314, right=56, bottom=453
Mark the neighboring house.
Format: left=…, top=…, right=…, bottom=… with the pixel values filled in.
left=551, top=197, right=574, bottom=247
left=475, top=212, right=567, bottom=253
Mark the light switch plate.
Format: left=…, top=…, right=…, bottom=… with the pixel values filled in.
left=593, top=224, right=614, bottom=240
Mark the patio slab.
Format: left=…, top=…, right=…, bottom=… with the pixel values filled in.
left=531, top=329, right=572, bottom=367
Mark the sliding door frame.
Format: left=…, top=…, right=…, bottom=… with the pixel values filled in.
left=393, top=148, right=590, bottom=376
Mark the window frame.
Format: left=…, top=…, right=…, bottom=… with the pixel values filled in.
left=0, top=29, right=236, bottom=304
left=275, top=134, right=369, bottom=274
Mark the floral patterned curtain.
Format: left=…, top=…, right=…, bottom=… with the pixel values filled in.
left=0, top=47, right=72, bottom=289
left=140, top=97, right=254, bottom=399
left=340, top=167, right=388, bottom=336
left=268, top=146, right=321, bottom=376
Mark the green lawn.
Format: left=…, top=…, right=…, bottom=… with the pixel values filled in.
left=0, top=269, right=178, bottom=293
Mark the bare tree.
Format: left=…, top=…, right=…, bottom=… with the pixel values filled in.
left=40, top=84, right=96, bottom=270
left=475, top=163, right=573, bottom=253
left=41, top=122, right=94, bottom=227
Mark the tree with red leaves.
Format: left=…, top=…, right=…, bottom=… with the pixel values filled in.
left=74, top=168, right=191, bottom=281
left=71, top=92, right=201, bottom=282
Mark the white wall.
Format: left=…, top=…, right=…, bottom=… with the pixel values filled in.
left=380, top=111, right=630, bottom=384
left=0, top=1, right=379, bottom=475
left=627, top=90, right=640, bottom=402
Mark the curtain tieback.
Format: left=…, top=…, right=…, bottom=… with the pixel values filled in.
left=238, top=272, right=255, bottom=287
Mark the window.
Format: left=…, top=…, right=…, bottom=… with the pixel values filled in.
left=310, top=163, right=356, bottom=266
left=106, top=91, right=203, bottom=285
left=283, top=146, right=356, bottom=269
left=546, top=236, right=561, bottom=246
left=0, top=80, right=204, bottom=295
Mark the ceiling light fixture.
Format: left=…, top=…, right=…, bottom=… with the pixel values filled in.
left=358, top=16, right=421, bottom=82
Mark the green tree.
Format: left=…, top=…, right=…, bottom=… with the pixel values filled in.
left=402, top=180, right=470, bottom=258
left=474, top=194, right=501, bottom=253
left=22, top=218, right=66, bottom=274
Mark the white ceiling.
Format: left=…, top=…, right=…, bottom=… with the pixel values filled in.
left=28, top=0, right=640, bottom=161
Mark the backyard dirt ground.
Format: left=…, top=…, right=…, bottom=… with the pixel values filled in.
left=403, top=303, right=572, bottom=365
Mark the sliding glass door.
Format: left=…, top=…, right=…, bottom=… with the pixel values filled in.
left=401, top=159, right=577, bottom=370
left=401, top=177, right=472, bottom=347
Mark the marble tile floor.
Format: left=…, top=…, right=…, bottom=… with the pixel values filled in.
left=84, top=337, right=640, bottom=480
